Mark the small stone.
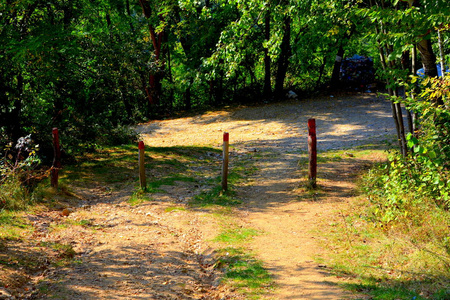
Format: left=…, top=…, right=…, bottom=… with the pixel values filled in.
left=0, top=288, right=12, bottom=299
left=61, top=208, right=73, bottom=216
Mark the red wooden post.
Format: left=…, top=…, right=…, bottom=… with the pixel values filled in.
left=51, top=128, right=61, bottom=188
left=308, top=119, right=317, bottom=188
left=138, top=141, right=146, bottom=190
left=222, top=132, right=229, bottom=191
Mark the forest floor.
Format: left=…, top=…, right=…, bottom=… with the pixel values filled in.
left=0, top=93, right=396, bottom=299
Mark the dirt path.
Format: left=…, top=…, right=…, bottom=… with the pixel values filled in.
left=12, top=94, right=395, bottom=299
left=136, top=93, right=395, bottom=299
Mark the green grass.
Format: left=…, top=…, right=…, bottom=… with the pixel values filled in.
left=299, top=145, right=450, bottom=299
left=314, top=157, right=450, bottom=299
left=128, top=189, right=152, bottom=205
left=188, top=150, right=256, bottom=208
left=190, top=185, right=242, bottom=207
left=62, top=144, right=219, bottom=185
left=164, top=206, right=186, bottom=213
left=214, top=228, right=259, bottom=244
left=0, top=175, right=32, bottom=210
left=38, top=241, right=77, bottom=266
left=0, top=211, right=32, bottom=240
left=323, top=207, right=450, bottom=298
left=146, top=174, right=197, bottom=193
left=215, top=247, right=274, bottom=298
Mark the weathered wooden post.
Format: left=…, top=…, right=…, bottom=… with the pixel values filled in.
left=51, top=128, right=61, bottom=188
left=308, top=119, right=317, bottom=188
left=138, top=141, right=146, bottom=190
left=222, top=132, right=229, bottom=191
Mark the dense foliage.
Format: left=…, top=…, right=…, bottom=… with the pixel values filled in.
left=0, top=0, right=449, bottom=208
left=359, top=0, right=450, bottom=224
left=365, top=75, right=450, bottom=223
left=0, top=0, right=378, bottom=154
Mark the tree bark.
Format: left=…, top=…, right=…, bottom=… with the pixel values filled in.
left=417, top=38, right=438, bottom=77
left=330, top=44, right=345, bottom=88
left=9, top=74, right=23, bottom=142
left=316, top=55, right=327, bottom=89
left=184, top=84, right=192, bottom=110
left=139, top=0, right=165, bottom=108
left=375, top=22, right=407, bottom=156
left=263, top=6, right=272, bottom=99
left=274, top=16, right=291, bottom=97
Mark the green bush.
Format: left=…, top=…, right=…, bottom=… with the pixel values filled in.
left=0, top=135, right=43, bottom=211
left=364, top=75, right=450, bottom=223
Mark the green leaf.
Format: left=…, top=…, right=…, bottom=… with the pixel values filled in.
left=428, top=150, right=437, bottom=159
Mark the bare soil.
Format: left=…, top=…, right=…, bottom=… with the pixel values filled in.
left=0, top=93, right=395, bottom=299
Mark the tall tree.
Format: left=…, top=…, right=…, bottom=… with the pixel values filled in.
left=138, top=0, right=166, bottom=108
left=274, top=14, right=291, bottom=96
left=263, top=3, right=272, bottom=98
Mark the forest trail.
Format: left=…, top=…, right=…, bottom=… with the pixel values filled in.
left=14, top=94, right=395, bottom=299
left=136, top=93, right=395, bottom=299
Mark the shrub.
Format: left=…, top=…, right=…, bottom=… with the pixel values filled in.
left=0, top=135, right=42, bottom=211
left=364, top=74, right=450, bottom=223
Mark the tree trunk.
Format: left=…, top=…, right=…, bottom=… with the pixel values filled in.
left=393, top=89, right=407, bottom=157
left=438, top=29, right=445, bottom=77
left=125, top=0, right=135, bottom=32
left=417, top=38, right=444, bottom=106
left=410, top=45, right=418, bottom=137
left=274, top=16, right=291, bottom=97
left=139, top=0, right=165, bottom=109
left=410, top=1, right=442, bottom=106
left=145, top=72, right=163, bottom=106
left=417, top=38, right=438, bottom=77
left=263, top=6, right=272, bottom=99
left=316, top=55, right=327, bottom=89
left=330, top=44, right=344, bottom=88
left=184, top=84, right=192, bottom=110
left=375, top=23, right=407, bottom=156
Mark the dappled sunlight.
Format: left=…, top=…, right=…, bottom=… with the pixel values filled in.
left=138, top=95, right=398, bottom=152
left=3, top=95, right=398, bottom=300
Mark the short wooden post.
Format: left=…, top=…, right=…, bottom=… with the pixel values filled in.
left=222, top=132, right=229, bottom=191
left=51, top=128, right=61, bottom=188
left=308, top=119, right=317, bottom=188
left=138, top=141, right=146, bottom=190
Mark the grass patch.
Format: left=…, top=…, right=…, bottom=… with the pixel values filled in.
left=164, top=206, right=186, bottom=213
left=62, top=144, right=218, bottom=186
left=128, top=189, right=152, bottom=205
left=296, top=147, right=387, bottom=197
left=38, top=241, right=76, bottom=266
left=190, top=186, right=242, bottom=207
left=302, top=145, right=450, bottom=298
left=215, top=247, right=273, bottom=298
left=146, top=175, right=196, bottom=193
left=56, top=143, right=223, bottom=205
left=0, top=176, right=30, bottom=211
left=0, top=211, right=32, bottom=240
left=214, top=228, right=259, bottom=244
left=188, top=152, right=255, bottom=208
left=315, top=167, right=450, bottom=299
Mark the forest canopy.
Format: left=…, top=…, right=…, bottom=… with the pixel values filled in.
left=0, top=0, right=449, bottom=156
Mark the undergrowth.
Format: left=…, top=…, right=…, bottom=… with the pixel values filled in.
left=331, top=76, right=450, bottom=299
left=319, top=151, right=450, bottom=299
left=322, top=193, right=450, bottom=300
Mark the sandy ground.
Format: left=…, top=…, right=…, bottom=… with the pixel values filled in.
left=2, top=93, right=396, bottom=299
left=135, top=93, right=395, bottom=299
